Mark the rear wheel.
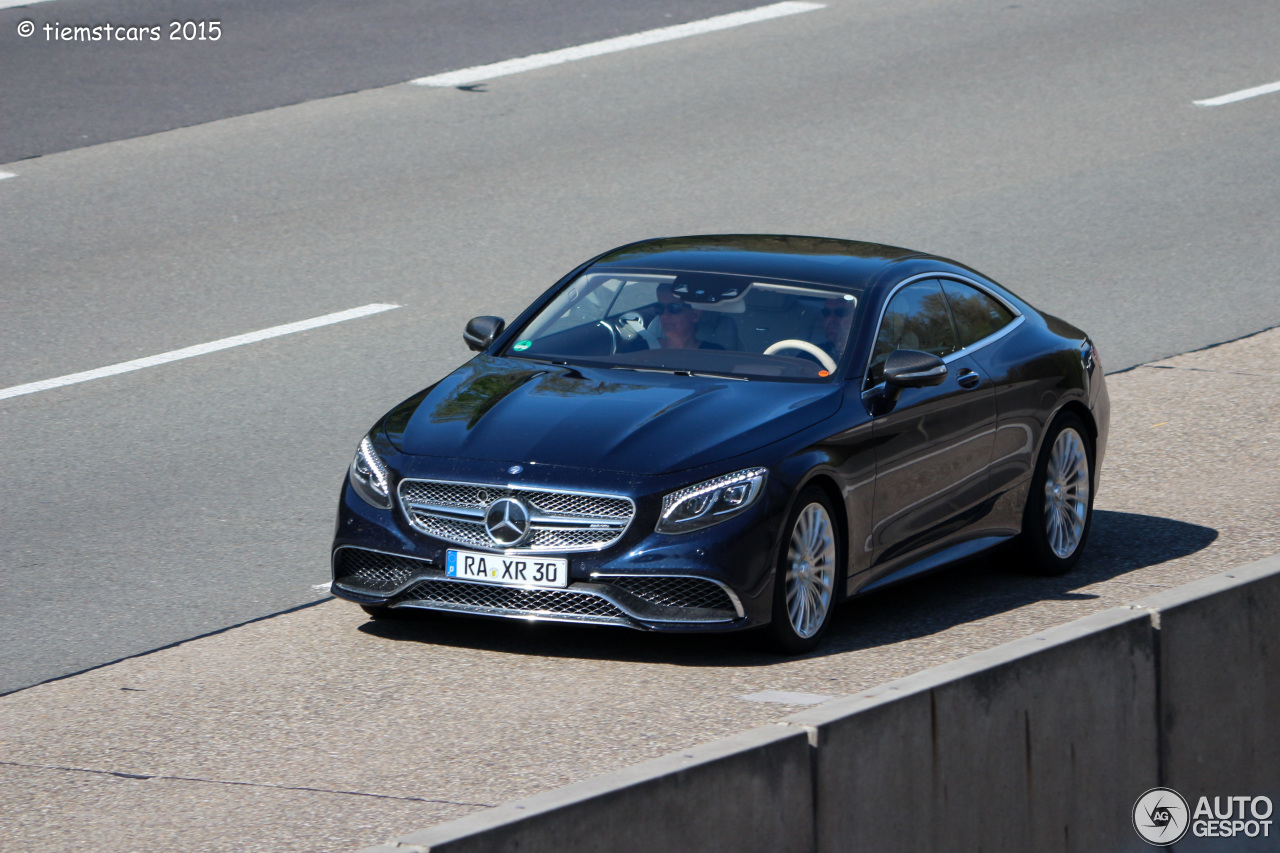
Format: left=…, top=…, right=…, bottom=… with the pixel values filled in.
left=769, top=487, right=841, bottom=653
left=1017, top=412, right=1094, bottom=575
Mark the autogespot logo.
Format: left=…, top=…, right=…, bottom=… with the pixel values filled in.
left=1134, top=788, right=1190, bottom=846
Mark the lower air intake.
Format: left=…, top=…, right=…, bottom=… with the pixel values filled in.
left=398, top=578, right=629, bottom=624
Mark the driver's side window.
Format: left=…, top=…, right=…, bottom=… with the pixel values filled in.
left=867, top=279, right=959, bottom=386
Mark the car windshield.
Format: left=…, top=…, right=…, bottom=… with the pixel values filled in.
left=502, top=269, right=861, bottom=381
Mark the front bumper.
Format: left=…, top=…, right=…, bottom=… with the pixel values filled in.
left=332, top=546, right=747, bottom=630
left=330, top=456, right=786, bottom=632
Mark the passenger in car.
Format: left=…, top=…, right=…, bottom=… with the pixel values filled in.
left=820, top=297, right=856, bottom=359
left=655, top=283, right=725, bottom=350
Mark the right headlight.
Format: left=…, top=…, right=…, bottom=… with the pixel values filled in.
left=656, top=467, right=767, bottom=534
left=349, top=435, right=392, bottom=509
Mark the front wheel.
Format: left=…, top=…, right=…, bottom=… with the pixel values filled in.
left=769, top=487, right=842, bottom=653
left=1017, top=412, right=1095, bottom=575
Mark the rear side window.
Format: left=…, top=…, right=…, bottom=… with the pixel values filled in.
left=941, top=280, right=1015, bottom=347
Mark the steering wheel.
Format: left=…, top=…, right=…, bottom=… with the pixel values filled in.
left=763, top=339, right=838, bottom=373
left=602, top=313, right=660, bottom=353
left=596, top=320, right=618, bottom=354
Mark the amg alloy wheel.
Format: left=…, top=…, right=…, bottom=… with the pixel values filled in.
left=1019, top=412, right=1094, bottom=575
left=770, top=487, right=840, bottom=653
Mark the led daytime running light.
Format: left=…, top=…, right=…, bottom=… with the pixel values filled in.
left=658, top=467, right=767, bottom=533
left=357, top=436, right=390, bottom=498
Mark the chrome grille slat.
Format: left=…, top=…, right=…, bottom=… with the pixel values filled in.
left=398, top=478, right=635, bottom=553
left=525, top=492, right=632, bottom=519
left=528, top=528, right=620, bottom=549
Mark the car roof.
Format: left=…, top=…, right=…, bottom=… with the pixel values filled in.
left=589, top=234, right=925, bottom=288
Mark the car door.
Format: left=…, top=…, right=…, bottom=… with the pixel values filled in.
left=863, top=278, right=998, bottom=574
left=937, top=277, right=1027, bottom=516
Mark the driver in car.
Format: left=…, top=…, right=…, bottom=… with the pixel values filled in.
left=656, top=283, right=725, bottom=350
left=819, top=297, right=856, bottom=359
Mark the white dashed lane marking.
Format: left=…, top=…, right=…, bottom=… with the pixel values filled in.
left=0, top=303, right=400, bottom=401
left=411, top=2, right=825, bottom=89
left=1195, top=79, right=1280, bottom=107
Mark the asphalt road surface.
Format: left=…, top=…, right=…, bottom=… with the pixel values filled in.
left=0, top=0, right=766, bottom=162
left=1, top=0, right=1277, bottom=730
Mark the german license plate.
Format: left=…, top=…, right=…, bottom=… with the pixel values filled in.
left=445, top=549, right=569, bottom=589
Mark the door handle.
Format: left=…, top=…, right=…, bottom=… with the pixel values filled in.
left=957, top=369, right=982, bottom=389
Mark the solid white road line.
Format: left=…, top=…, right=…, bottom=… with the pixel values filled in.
left=0, top=172, right=15, bottom=180
left=0, top=303, right=400, bottom=401
left=411, top=1, right=825, bottom=88
left=1195, top=79, right=1280, bottom=107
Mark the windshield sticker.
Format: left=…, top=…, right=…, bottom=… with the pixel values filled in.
left=513, top=340, right=532, bottom=352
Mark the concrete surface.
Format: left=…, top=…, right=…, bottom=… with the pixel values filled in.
left=372, top=726, right=812, bottom=853
left=0, top=328, right=1276, bottom=851
left=374, top=558, right=1278, bottom=853
left=786, top=608, right=1157, bottom=853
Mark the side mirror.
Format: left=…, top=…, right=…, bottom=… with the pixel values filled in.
left=464, top=316, right=505, bottom=352
left=882, top=349, right=947, bottom=401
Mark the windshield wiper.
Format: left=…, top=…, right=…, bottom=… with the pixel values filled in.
left=689, top=370, right=749, bottom=381
left=609, top=365, right=748, bottom=381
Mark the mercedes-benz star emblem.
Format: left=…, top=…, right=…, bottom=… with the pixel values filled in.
left=484, top=497, right=531, bottom=547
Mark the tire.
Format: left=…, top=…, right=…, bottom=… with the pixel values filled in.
left=1016, top=412, right=1095, bottom=576
left=769, top=487, right=842, bottom=653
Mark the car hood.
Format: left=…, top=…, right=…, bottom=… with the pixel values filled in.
left=386, top=356, right=843, bottom=475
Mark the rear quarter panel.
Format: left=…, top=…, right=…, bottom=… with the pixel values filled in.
left=968, top=313, right=1091, bottom=532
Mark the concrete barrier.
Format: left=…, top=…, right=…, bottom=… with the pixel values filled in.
left=1136, top=555, right=1280, bottom=852
left=361, top=556, right=1280, bottom=853
left=784, top=607, right=1158, bottom=853
left=360, top=725, right=813, bottom=853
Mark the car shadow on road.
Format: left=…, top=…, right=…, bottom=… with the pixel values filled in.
left=815, top=509, right=1217, bottom=658
left=357, top=510, right=1217, bottom=667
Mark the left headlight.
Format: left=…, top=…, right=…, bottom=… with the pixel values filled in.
left=656, top=467, right=767, bottom=534
left=349, top=435, right=392, bottom=508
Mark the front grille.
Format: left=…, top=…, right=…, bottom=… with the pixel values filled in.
left=398, top=578, right=628, bottom=623
left=608, top=576, right=736, bottom=612
left=398, top=479, right=635, bottom=553
left=333, top=548, right=437, bottom=593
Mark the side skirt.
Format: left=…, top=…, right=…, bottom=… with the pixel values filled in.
left=853, top=534, right=1016, bottom=596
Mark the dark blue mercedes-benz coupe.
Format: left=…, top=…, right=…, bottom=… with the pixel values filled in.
left=331, top=235, right=1109, bottom=652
